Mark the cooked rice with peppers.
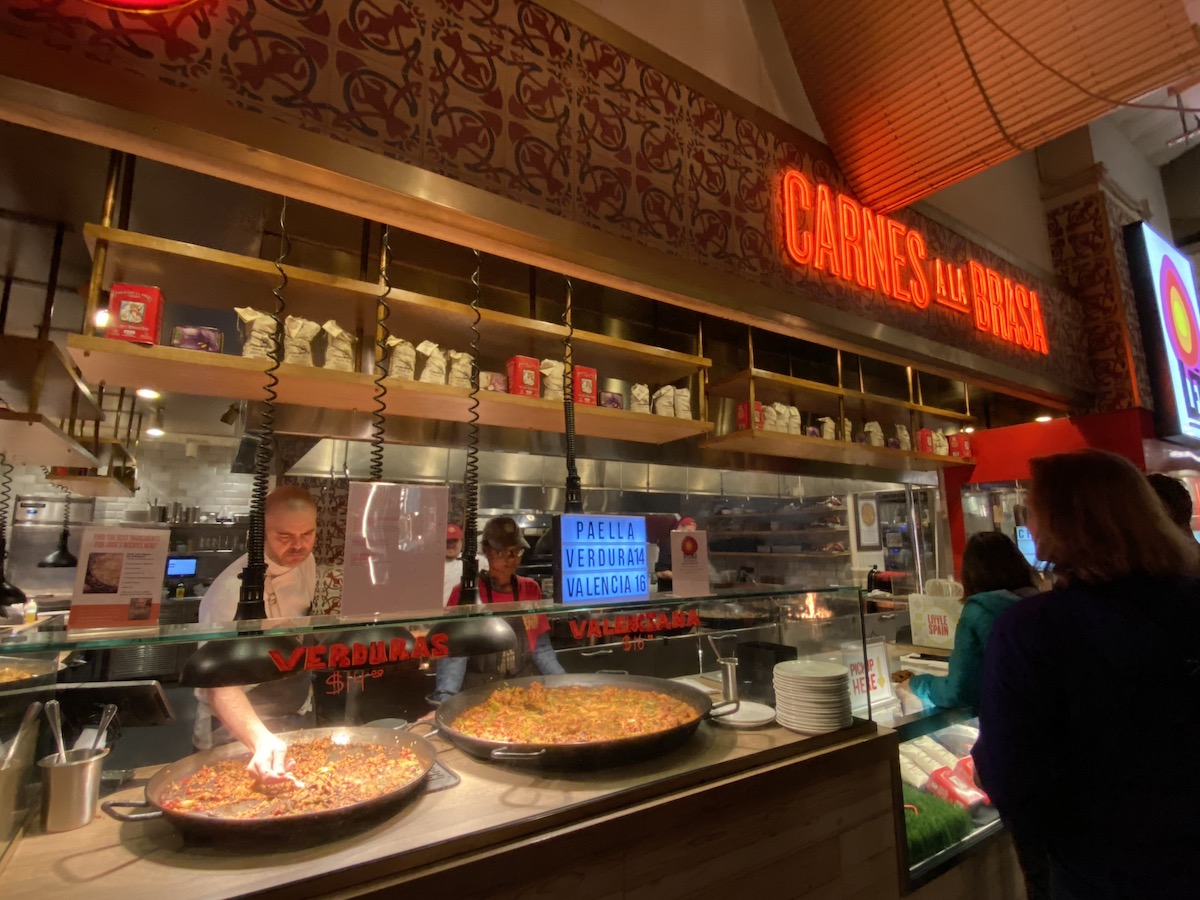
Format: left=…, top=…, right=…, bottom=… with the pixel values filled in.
left=161, top=737, right=424, bottom=819
left=451, top=682, right=698, bottom=743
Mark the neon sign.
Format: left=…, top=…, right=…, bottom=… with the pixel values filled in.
left=82, top=0, right=200, bottom=10
left=781, top=171, right=1049, bottom=355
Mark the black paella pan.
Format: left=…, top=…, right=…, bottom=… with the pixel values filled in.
left=434, top=673, right=736, bottom=770
left=102, top=725, right=437, bottom=839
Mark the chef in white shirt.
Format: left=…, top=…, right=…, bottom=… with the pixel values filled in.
left=193, top=485, right=318, bottom=782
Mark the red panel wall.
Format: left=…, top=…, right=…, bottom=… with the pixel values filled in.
left=944, top=408, right=1154, bottom=574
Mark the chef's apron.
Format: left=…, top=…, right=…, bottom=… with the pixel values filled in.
left=460, top=575, right=536, bottom=691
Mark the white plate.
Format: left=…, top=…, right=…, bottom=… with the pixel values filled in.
left=774, top=660, right=850, bottom=680
left=777, top=711, right=853, bottom=727
left=710, top=701, right=776, bottom=728
left=777, top=719, right=850, bottom=735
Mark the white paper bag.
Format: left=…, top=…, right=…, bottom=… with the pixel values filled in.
left=843, top=418, right=853, bottom=442
left=933, top=429, right=950, bottom=456
left=281, top=315, right=320, bottom=366
left=652, top=385, right=676, bottom=416
left=541, top=359, right=564, bottom=400
left=447, top=350, right=472, bottom=388
left=896, top=424, right=912, bottom=451
left=417, top=340, right=446, bottom=384
left=762, top=404, right=778, bottom=431
left=673, top=387, right=692, bottom=420
left=235, top=307, right=278, bottom=359
left=818, top=416, right=836, bottom=440
left=770, top=402, right=790, bottom=433
left=787, top=406, right=801, bottom=435
left=385, top=336, right=416, bottom=380
left=321, top=320, right=356, bottom=371
left=631, top=383, right=650, bottom=413
left=864, top=421, right=884, bottom=447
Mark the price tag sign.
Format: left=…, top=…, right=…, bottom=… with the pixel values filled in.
left=841, top=637, right=894, bottom=715
left=554, top=514, right=649, bottom=604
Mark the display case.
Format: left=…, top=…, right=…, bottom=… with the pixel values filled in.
left=893, top=707, right=1005, bottom=892
left=0, top=586, right=912, bottom=899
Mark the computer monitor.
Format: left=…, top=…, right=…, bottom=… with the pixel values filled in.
left=166, top=556, right=197, bottom=578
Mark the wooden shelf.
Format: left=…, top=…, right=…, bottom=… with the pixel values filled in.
left=709, top=551, right=852, bottom=559
left=707, top=368, right=973, bottom=423
left=45, top=473, right=135, bottom=498
left=477, top=392, right=713, bottom=444
left=0, top=335, right=102, bottom=422
left=0, top=411, right=99, bottom=468
left=67, top=335, right=713, bottom=445
left=85, top=225, right=709, bottom=385
left=699, top=429, right=975, bottom=472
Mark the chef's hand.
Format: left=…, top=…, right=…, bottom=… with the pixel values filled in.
left=247, top=734, right=293, bottom=783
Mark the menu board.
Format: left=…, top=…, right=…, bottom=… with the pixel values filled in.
left=554, top=514, right=650, bottom=604
left=841, top=637, right=895, bottom=715
left=342, top=482, right=447, bottom=615
left=68, top=527, right=170, bottom=629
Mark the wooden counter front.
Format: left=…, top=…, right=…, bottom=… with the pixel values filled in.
left=1, top=722, right=901, bottom=900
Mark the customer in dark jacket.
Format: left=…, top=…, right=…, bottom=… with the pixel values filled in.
left=974, top=450, right=1200, bottom=900
left=907, top=532, right=1036, bottom=710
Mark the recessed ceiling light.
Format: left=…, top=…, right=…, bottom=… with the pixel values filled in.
left=136, top=388, right=161, bottom=400
left=1035, top=415, right=1053, bottom=423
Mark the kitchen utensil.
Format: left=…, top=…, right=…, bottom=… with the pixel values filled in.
left=90, top=703, right=118, bottom=753
left=435, top=673, right=736, bottom=768
left=709, top=701, right=776, bottom=728
left=38, top=747, right=110, bottom=832
left=102, top=726, right=436, bottom=839
left=2, top=701, right=41, bottom=769
left=718, top=656, right=739, bottom=704
left=45, top=698, right=66, bottom=764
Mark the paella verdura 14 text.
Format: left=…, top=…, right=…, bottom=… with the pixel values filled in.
left=452, top=682, right=698, bottom=743
left=160, top=737, right=425, bottom=819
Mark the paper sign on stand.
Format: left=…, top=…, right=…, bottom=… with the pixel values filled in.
left=841, top=637, right=895, bottom=716
left=342, top=482, right=447, bottom=615
left=68, top=527, right=170, bottom=629
left=669, top=529, right=711, bottom=597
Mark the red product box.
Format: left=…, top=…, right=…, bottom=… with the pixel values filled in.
left=947, top=431, right=974, bottom=458
left=916, top=428, right=935, bottom=455
left=736, top=401, right=764, bottom=431
left=572, top=365, right=598, bottom=405
left=106, top=283, right=163, bottom=345
left=506, top=356, right=540, bottom=397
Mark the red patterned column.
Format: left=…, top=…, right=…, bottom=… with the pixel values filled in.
left=1044, top=170, right=1152, bottom=413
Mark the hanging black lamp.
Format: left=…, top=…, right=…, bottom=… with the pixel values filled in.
left=38, top=495, right=77, bottom=568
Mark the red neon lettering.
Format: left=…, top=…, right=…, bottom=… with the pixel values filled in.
left=812, top=184, right=842, bottom=276
left=886, top=219, right=910, bottom=302
left=588, top=619, right=603, bottom=639
left=429, top=632, right=449, bottom=658
left=389, top=638, right=409, bottom=662
left=837, top=194, right=867, bottom=287
left=687, top=609, right=701, bottom=627
left=368, top=641, right=387, bottom=666
left=304, top=645, right=327, bottom=670
left=906, top=230, right=930, bottom=309
left=655, top=612, right=670, bottom=630
left=269, top=646, right=306, bottom=673
left=1029, top=292, right=1048, bottom=354
left=569, top=619, right=587, bottom=640
left=328, top=643, right=351, bottom=668
left=782, top=170, right=813, bottom=265
left=778, top=171, right=1050, bottom=353
left=615, top=615, right=630, bottom=635
left=1015, top=286, right=1033, bottom=350
left=985, top=269, right=1008, bottom=341
left=969, top=261, right=990, bottom=333
left=351, top=642, right=368, bottom=666
left=862, top=208, right=891, bottom=293
left=412, top=635, right=430, bottom=658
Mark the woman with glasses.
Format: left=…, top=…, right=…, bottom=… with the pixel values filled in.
left=429, top=516, right=565, bottom=704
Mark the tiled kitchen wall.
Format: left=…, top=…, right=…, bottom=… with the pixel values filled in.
left=4, top=441, right=254, bottom=523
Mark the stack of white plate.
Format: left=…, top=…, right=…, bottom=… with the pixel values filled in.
left=773, top=659, right=853, bottom=734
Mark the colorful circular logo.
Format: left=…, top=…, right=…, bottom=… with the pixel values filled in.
left=681, top=536, right=699, bottom=558
left=1159, top=256, right=1200, bottom=369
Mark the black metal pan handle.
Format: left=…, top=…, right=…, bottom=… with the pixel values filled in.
left=102, top=799, right=163, bottom=822
left=595, top=669, right=629, bottom=675
left=707, top=700, right=741, bottom=719
left=405, top=721, right=440, bottom=741
left=489, top=747, right=547, bottom=761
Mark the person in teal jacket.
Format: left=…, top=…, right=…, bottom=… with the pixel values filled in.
left=906, top=532, right=1038, bottom=710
